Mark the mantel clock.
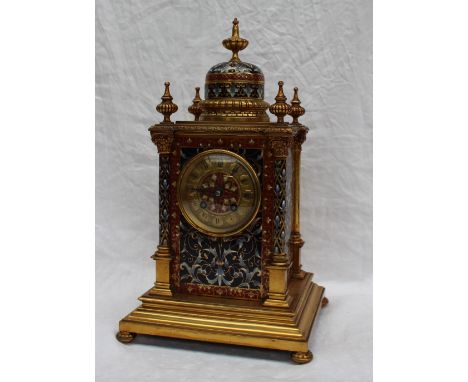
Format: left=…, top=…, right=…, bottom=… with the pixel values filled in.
left=117, top=18, right=328, bottom=364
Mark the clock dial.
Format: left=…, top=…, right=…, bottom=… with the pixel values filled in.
left=178, top=149, right=261, bottom=236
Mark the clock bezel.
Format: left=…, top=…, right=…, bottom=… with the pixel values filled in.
left=176, top=148, right=261, bottom=237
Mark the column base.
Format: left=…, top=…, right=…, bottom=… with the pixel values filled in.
left=262, top=293, right=293, bottom=308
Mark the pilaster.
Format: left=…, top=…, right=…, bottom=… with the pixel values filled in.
left=149, top=131, right=174, bottom=296
left=264, top=137, right=293, bottom=308
left=289, top=126, right=308, bottom=279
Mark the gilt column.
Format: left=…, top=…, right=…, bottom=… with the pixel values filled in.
left=264, top=137, right=293, bottom=308
left=289, top=127, right=308, bottom=279
left=287, top=87, right=308, bottom=279
left=150, top=133, right=174, bottom=296
left=149, top=82, right=178, bottom=296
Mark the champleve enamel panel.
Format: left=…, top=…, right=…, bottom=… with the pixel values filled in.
left=177, top=148, right=264, bottom=295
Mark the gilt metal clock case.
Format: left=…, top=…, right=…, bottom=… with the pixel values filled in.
left=117, top=18, right=328, bottom=364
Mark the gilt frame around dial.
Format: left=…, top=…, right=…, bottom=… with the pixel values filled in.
left=176, top=149, right=261, bottom=237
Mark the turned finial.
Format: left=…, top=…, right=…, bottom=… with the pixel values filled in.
left=188, top=87, right=203, bottom=121
left=269, top=81, right=291, bottom=123
left=222, top=18, right=249, bottom=62
left=288, top=87, right=305, bottom=124
left=156, top=82, right=178, bottom=123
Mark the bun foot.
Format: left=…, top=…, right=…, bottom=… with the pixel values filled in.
left=321, top=296, right=329, bottom=308
left=291, top=350, right=313, bottom=364
left=116, top=331, right=136, bottom=344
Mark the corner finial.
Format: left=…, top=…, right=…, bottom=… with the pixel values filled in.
left=156, top=82, right=178, bottom=123
left=288, top=87, right=305, bottom=124
left=222, top=18, right=249, bottom=62
left=188, top=86, right=203, bottom=121
left=269, top=81, right=291, bottom=123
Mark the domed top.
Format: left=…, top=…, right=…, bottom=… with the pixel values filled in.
left=201, top=18, right=269, bottom=122
left=205, top=59, right=265, bottom=99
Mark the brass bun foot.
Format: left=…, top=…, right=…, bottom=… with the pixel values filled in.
left=321, top=296, right=329, bottom=308
left=291, top=350, right=313, bottom=364
left=116, top=331, right=136, bottom=344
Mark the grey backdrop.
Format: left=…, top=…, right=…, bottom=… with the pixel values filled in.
left=96, top=0, right=372, bottom=380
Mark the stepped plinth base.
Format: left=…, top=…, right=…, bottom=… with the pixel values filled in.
left=117, top=272, right=325, bottom=364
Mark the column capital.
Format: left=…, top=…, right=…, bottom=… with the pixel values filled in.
left=151, top=132, right=174, bottom=154
left=270, top=137, right=292, bottom=159
left=293, top=126, right=308, bottom=148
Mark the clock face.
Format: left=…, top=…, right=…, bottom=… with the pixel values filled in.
left=177, top=149, right=261, bottom=237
